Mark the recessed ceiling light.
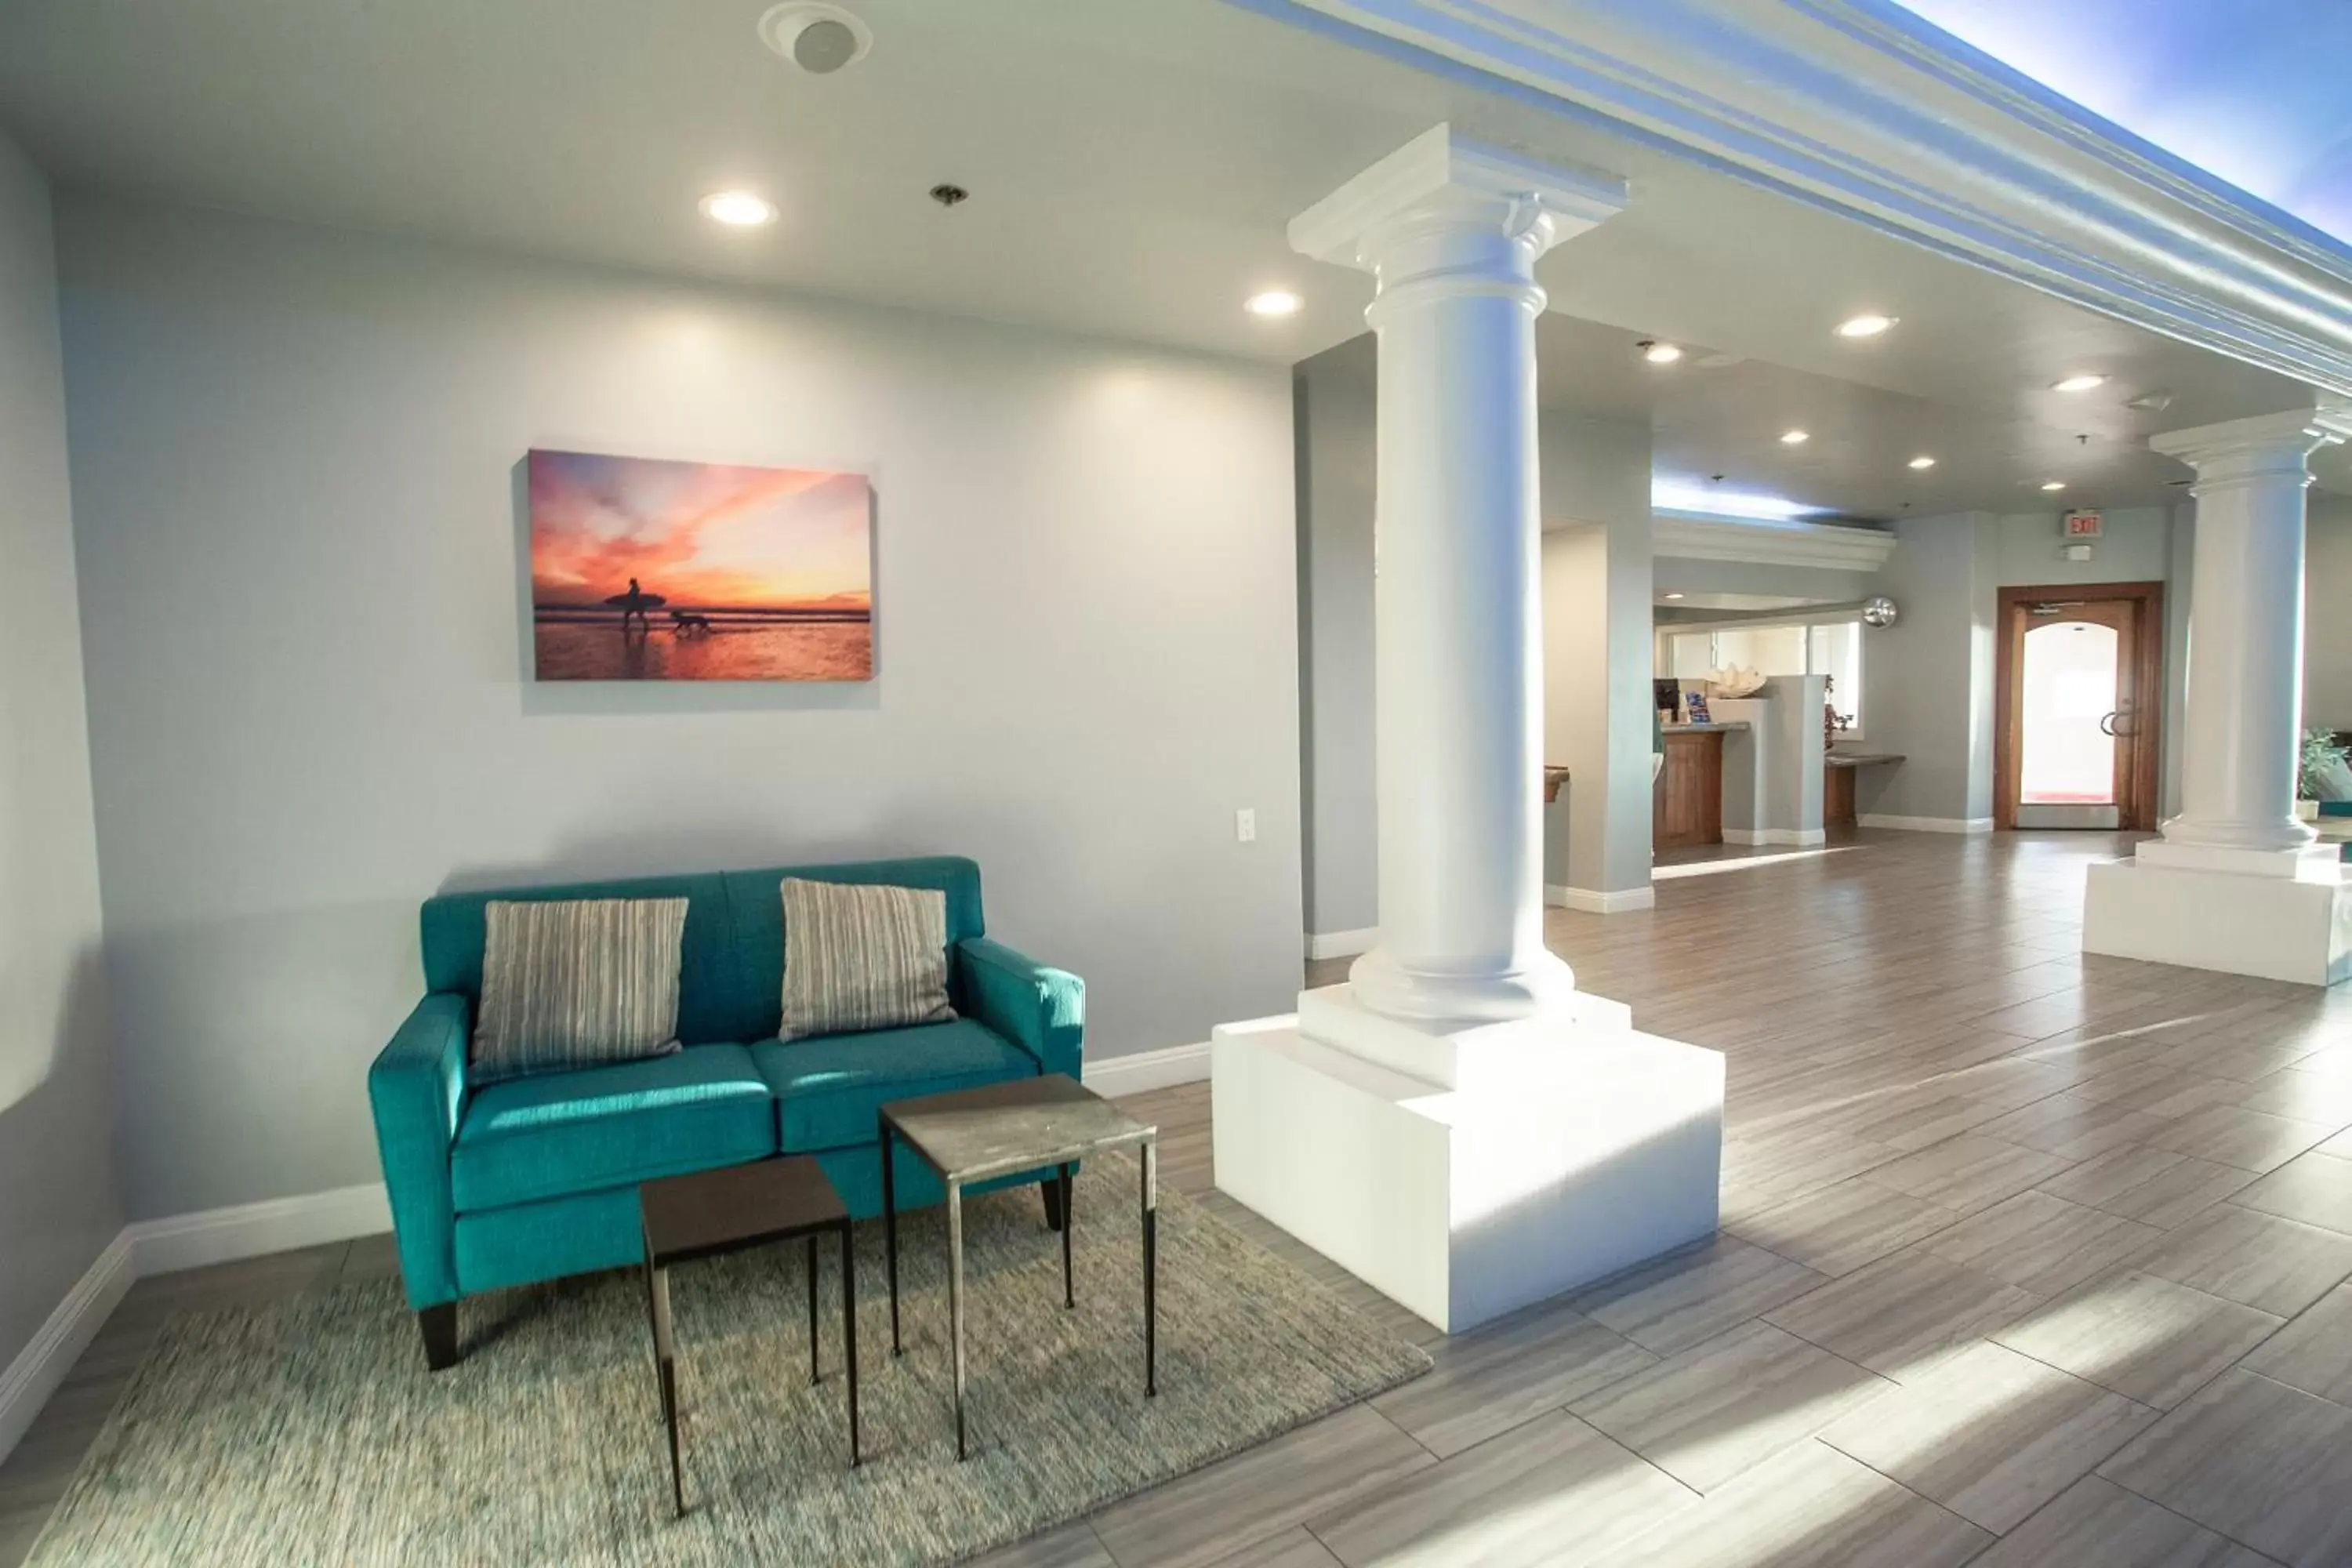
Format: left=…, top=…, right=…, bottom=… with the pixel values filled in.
left=1907, top=455, right=1937, bottom=470
left=1244, top=290, right=1301, bottom=318
left=1835, top=314, right=1897, bottom=338
left=2041, top=480, right=2067, bottom=492
left=1639, top=340, right=1684, bottom=365
left=1663, top=592, right=1686, bottom=601
left=699, top=191, right=778, bottom=227
left=2053, top=373, right=2107, bottom=393
left=1780, top=429, right=1810, bottom=445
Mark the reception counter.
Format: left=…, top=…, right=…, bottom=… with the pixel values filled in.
left=1655, top=722, right=1748, bottom=849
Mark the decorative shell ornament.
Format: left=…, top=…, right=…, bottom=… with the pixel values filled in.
left=1707, top=665, right=1768, bottom=699
left=1861, top=595, right=1900, bottom=629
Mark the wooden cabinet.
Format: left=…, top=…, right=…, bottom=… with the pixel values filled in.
left=1824, top=763, right=1857, bottom=827
left=1654, top=730, right=1724, bottom=849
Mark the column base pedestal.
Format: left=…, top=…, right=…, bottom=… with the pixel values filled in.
left=1210, top=987, right=1725, bottom=1333
left=2084, top=854, right=2352, bottom=985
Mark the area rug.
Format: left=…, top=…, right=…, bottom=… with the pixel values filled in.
left=26, top=1154, right=1428, bottom=1566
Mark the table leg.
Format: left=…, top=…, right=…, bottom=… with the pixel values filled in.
left=1060, top=1162, right=1075, bottom=1310
left=651, top=1262, right=683, bottom=1517
left=1142, top=1139, right=1158, bottom=1399
left=806, top=1232, right=820, bottom=1385
left=841, top=1221, right=860, bottom=1468
left=949, top=1178, right=967, bottom=1461
left=881, top=1119, right=901, bottom=1357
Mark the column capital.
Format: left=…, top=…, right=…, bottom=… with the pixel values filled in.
left=2151, top=408, right=2352, bottom=485
left=1288, top=123, right=1626, bottom=276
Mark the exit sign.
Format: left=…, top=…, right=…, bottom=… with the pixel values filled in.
left=2064, top=509, right=2103, bottom=539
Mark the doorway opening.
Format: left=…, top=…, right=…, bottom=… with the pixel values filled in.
left=1994, top=582, right=2164, bottom=831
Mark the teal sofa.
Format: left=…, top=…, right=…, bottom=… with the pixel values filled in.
left=368, top=855, right=1083, bottom=1368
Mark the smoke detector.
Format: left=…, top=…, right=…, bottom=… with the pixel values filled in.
left=758, top=4, right=873, bottom=74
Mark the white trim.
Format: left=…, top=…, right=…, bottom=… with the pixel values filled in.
left=1304, top=926, right=1378, bottom=960
left=1652, top=512, right=1897, bottom=572
left=0, top=1231, right=134, bottom=1464
left=1082, top=1041, right=1210, bottom=1098
left=1858, top=813, right=1995, bottom=834
left=128, top=1182, right=392, bottom=1277
left=1545, top=883, right=1658, bottom=913
left=1280, top=0, right=2352, bottom=395
left=1722, top=827, right=1829, bottom=847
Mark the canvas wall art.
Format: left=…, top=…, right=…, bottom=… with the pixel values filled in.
left=528, top=448, right=874, bottom=681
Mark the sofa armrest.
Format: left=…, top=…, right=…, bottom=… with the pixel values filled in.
left=956, top=938, right=1083, bottom=1081
left=367, top=993, right=470, bottom=1309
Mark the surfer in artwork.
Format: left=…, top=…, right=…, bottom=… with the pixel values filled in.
left=604, top=577, right=665, bottom=634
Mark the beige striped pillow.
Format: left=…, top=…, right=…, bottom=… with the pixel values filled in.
left=779, top=878, right=956, bottom=1040
left=470, top=898, right=688, bottom=1082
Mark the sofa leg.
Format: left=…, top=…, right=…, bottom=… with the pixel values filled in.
left=1040, top=1177, right=1065, bottom=1233
left=419, top=1303, right=459, bottom=1370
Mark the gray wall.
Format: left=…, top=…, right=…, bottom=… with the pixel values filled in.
left=57, top=198, right=1305, bottom=1221
left=1860, top=506, right=2192, bottom=826
left=1993, top=506, right=2172, bottom=586
left=1540, top=413, right=1656, bottom=897
left=0, top=135, right=121, bottom=1374
left=1294, top=357, right=1377, bottom=938
left=2307, top=494, right=2352, bottom=731
left=1857, top=513, right=2000, bottom=823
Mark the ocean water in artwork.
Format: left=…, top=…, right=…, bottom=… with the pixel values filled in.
left=532, top=609, right=873, bottom=681
left=528, top=449, right=874, bottom=682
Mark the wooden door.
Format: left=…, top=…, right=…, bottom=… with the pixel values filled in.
left=1994, top=583, right=2163, bottom=832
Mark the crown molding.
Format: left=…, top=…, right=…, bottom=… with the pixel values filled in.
left=1268, top=0, right=2352, bottom=396
left=1651, top=510, right=1896, bottom=572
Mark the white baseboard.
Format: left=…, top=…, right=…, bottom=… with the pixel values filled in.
left=128, top=1181, right=391, bottom=1277
left=1303, top=927, right=1377, bottom=960
left=1722, top=828, right=1828, bottom=847
left=0, top=1230, right=134, bottom=1463
left=1546, top=884, right=1659, bottom=913
left=1858, top=814, right=1994, bottom=834
left=1083, top=1040, right=1210, bottom=1098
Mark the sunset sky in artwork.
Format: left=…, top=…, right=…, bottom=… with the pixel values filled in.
left=528, top=449, right=872, bottom=610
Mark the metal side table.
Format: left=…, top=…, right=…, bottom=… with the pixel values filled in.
left=638, top=1156, right=860, bottom=1518
left=878, top=1073, right=1158, bottom=1460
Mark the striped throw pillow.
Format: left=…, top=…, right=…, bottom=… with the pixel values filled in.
left=779, top=878, right=956, bottom=1040
left=470, top=897, right=688, bottom=1083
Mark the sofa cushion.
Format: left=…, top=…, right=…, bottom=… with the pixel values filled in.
left=753, top=1020, right=1036, bottom=1153
left=778, top=878, right=955, bottom=1040
left=470, top=897, right=688, bottom=1083
left=451, top=1043, right=775, bottom=1212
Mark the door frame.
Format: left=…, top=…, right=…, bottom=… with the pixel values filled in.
left=1993, top=580, right=2165, bottom=832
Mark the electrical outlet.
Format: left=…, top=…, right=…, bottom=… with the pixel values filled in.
left=1236, top=808, right=1257, bottom=844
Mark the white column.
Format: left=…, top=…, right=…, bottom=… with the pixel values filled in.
left=2142, top=411, right=2347, bottom=876
left=1289, top=125, right=1624, bottom=1024
left=2085, top=408, right=2352, bottom=985
left=1213, top=126, right=1724, bottom=1334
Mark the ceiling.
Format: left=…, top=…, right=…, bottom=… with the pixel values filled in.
left=1312, top=308, right=2323, bottom=519
left=0, top=0, right=2334, bottom=515
left=1894, top=0, right=2352, bottom=244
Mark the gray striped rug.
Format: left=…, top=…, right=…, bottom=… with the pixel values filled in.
left=26, top=1154, right=1428, bottom=1566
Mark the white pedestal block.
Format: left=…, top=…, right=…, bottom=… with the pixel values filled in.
left=2083, top=855, right=2352, bottom=985
left=1210, top=1002, right=1725, bottom=1333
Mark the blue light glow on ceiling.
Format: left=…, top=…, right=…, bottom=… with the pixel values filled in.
left=1895, top=0, right=2352, bottom=241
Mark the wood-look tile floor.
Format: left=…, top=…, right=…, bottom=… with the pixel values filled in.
left=16, top=830, right=2352, bottom=1565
